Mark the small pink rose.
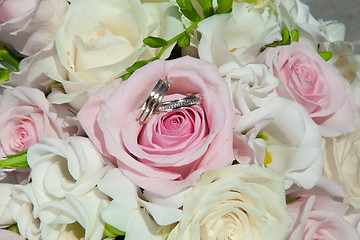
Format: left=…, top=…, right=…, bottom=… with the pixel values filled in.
left=78, top=56, right=236, bottom=196
left=263, top=42, right=356, bottom=137
left=0, top=86, right=79, bottom=159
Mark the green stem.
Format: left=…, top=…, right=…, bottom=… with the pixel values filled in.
left=155, top=20, right=202, bottom=59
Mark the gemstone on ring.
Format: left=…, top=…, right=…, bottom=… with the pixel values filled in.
left=157, top=93, right=202, bottom=112
left=137, top=79, right=170, bottom=123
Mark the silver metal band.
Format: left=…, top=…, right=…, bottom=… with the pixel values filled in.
left=137, top=79, right=170, bottom=123
left=157, top=94, right=202, bottom=112
left=136, top=80, right=202, bottom=124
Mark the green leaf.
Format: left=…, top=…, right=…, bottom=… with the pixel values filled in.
left=0, top=150, right=28, bottom=169
left=197, top=0, right=214, bottom=17
left=216, top=0, right=233, bottom=14
left=281, top=28, right=290, bottom=45
left=143, top=36, right=168, bottom=48
left=0, top=68, right=11, bottom=84
left=7, top=224, right=20, bottom=234
left=319, top=51, right=332, bottom=61
left=120, top=72, right=132, bottom=80
left=0, top=46, right=19, bottom=71
left=126, top=60, right=148, bottom=73
left=103, top=224, right=125, bottom=238
left=286, top=197, right=300, bottom=204
left=290, top=29, right=299, bottom=42
left=177, top=32, right=190, bottom=47
left=176, top=0, right=202, bottom=21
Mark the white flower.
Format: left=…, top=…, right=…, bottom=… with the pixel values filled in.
left=323, top=128, right=360, bottom=209
left=6, top=136, right=111, bottom=239
left=38, top=188, right=109, bottom=240
left=278, top=0, right=340, bottom=44
left=219, top=62, right=279, bottom=114
left=235, top=97, right=323, bottom=189
left=8, top=184, right=41, bottom=240
left=197, top=2, right=281, bottom=67
left=27, top=136, right=109, bottom=198
left=0, top=0, right=68, bottom=56
left=98, top=168, right=183, bottom=240
left=168, top=164, right=293, bottom=240
left=38, top=0, right=184, bottom=109
left=0, top=183, right=15, bottom=228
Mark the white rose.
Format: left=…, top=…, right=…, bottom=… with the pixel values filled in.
left=0, top=0, right=68, bottom=56
left=168, top=164, right=293, bottom=240
left=197, top=2, right=281, bottom=67
left=323, top=128, right=360, bottom=209
left=219, top=62, right=279, bottom=113
left=98, top=168, right=183, bottom=240
left=235, top=97, right=323, bottom=189
left=39, top=0, right=184, bottom=109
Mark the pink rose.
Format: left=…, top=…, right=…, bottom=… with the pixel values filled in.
left=286, top=177, right=360, bottom=240
left=262, top=42, right=356, bottom=137
left=78, top=56, right=235, bottom=196
left=0, top=0, right=68, bottom=56
left=0, top=0, right=37, bottom=23
left=0, top=86, right=79, bottom=159
left=0, top=230, right=25, bottom=240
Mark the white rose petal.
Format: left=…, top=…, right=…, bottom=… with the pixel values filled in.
left=38, top=0, right=183, bottom=109
left=168, top=164, right=293, bottom=240
left=220, top=62, right=279, bottom=114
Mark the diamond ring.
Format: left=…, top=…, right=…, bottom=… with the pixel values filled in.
left=157, top=94, right=202, bottom=112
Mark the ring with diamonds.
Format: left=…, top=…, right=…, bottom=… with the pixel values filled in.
left=137, top=79, right=170, bottom=123
left=157, top=93, right=202, bottom=112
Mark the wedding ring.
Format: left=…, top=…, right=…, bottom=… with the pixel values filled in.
left=157, top=94, right=202, bottom=112
left=137, top=79, right=170, bottom=123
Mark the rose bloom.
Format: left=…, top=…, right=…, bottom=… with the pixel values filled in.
left=39, top=0, right=183, bottom=109
left=0, top=0, right=68, bottom=56
left=78, top=56, right=236, bottom=196
left=167, top=164, right=293, bottom=240
left=323, top=127, right=360, bottom=209
left=286, top=177, right=360, bottom=240
left=0, top=86, right=79, bottom=159
left=262, top=42, right=356, bottom=137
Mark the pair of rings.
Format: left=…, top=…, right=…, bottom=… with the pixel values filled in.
left=136, top=79, right=202, bottom=123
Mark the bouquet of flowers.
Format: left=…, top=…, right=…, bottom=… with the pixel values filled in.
left=1, top=0, right=360, bottom=239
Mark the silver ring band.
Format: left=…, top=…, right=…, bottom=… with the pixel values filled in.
left=157, top=94, right=202, bottom=112
left=137, top=79, right=170, bottom=123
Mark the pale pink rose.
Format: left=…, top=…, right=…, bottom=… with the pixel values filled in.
left=0, top=230, right=25, bottom=240
left=0, top=0, right=68, bottom=56
left=262, top=42, right=356, bottom=137
left=0, top=0, right=37, bottom=23
left=0, top=86, right=80, bottom=159
left=286, top=177, right=360, bottom=240
left=78, top=56, right=236, bottom=197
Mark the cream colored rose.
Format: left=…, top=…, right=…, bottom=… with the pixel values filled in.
left=323, top=129, right=360, bottom=209
left=39, top=0, right=183, bottom=109
left=168, top=164, right=292, bottom=240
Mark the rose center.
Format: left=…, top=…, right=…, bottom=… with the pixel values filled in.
left=295, top=65, right=317, bottom=83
